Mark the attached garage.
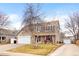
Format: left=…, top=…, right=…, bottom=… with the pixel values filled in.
left=18, top=36, right=31, bottom=44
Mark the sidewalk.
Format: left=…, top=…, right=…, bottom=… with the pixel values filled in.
left=0, top=51, right=40, bottom=56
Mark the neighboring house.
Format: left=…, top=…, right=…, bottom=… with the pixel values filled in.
left=63, top=35, right=74, bottom=44
left=17, top=20, right=61, bottom=44
left=60, top=32, right=65, bottom=43
left=0, top=27, right=18, bottom=44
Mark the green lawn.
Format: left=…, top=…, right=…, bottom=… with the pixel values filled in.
left=8, top=44, right=61, bottom=56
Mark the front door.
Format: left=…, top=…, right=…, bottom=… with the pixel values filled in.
left=14, top=40, right=16, bottom=44
left=45, top=35, right=52, bottom=43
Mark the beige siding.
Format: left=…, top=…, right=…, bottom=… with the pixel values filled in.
left=18, top=20, right=60, bottom=44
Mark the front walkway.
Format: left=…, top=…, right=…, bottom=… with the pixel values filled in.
left=49, top=44, right=79, bottom=56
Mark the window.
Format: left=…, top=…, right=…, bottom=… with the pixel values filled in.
left=35, top=36, right=41, bottom=43
left=41, top=26, right=45, bottom=32
left=2, top=37, right=6, bottom=40
left=14, top=40, right=17, bottom=44
left=46, top=24, right=52, bottom=32
left=37, top=26, right=41, bottom=32
left=52, top=26, right=55, bottom=32
left=34, top=26, right=38, bottom=32
left=48, top=25, right=52, bottom=32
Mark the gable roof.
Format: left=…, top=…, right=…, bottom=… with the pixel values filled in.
left=17, top=20, right=60, bottom=36
left=0, top=28, right=18, bottom=36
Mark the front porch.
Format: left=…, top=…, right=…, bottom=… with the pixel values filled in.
left=34, top=35, right=56, bottom=44
left=0, top=35, right=17, bottom=44
left=0, top=36, right=10, bottom=44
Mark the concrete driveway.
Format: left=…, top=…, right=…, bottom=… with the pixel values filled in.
left=49, top=44, right=79, bottom=56
left=0, top=44, right=25, bottom=56
left=0, top=44, right=24, bottom=52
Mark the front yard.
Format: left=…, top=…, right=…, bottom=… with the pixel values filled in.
left=8, top=44, right=61, bottom=56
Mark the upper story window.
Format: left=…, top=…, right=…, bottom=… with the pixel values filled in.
left=34, top=25, right=41, bottom=32
left=52, top=25, right=55, bottom=32
left=46, top=25, right=52, bottom=32
left=33, top=24, right=58, bottom=33
left=41, top=26, right=45, bottom=32
left=37, top=26, right=41, bottom=32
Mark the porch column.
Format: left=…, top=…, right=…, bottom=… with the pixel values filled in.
left=44, top=36, right=47, bottom=44
left=31, top=35, right=35, bottom=44
left=52, top=36, right=55, bottom=44
left=42, top=36, right=44, bottom=43
left=40, top=36, right=41, bottom=42
left=55, top=34, right=60, bottom=44
left=52, top=36, right=53, bottom=44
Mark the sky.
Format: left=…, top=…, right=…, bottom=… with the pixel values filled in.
left=0, top=3, right=79, bottom=31
left=0, top=3, right=26, bottom=29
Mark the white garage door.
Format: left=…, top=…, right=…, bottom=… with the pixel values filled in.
left=18, top=36, right=31, bottom=44
left=64, top=39, right=71, bottom=44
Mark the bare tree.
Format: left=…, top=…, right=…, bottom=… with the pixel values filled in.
left=21, top=4, right=43, bottom=48
left=0, top=13, right=9, bottom=27
left=73, top=13, right=79, bottom=39
left=22, top=4, right=43, bottom=26
left=65, top=12, right=79, bottom=43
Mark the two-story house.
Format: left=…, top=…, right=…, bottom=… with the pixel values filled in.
left=17, top=20, right=61, bottom=44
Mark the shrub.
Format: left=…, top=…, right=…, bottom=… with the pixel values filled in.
left=76, top=40, right=79, bottom=45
